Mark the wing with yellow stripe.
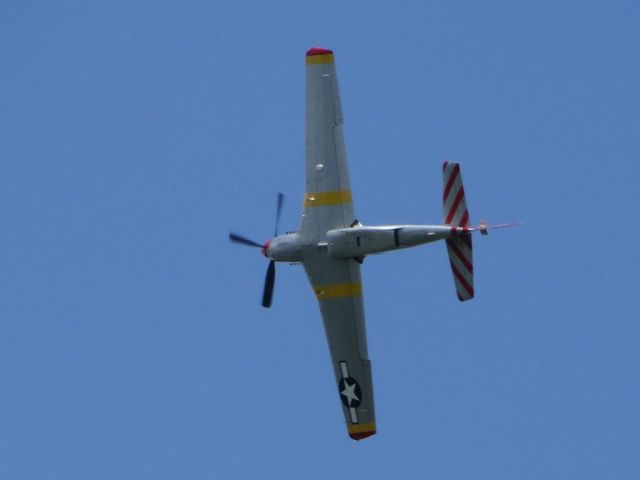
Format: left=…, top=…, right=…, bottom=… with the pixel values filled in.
left=301, top=48, right=355, bottom=241
left=302, top=249, right=376, bottom=440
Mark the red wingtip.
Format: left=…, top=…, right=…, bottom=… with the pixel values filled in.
left=348, top=430, right=376, bottom=441
left=306, top=47, right=333, bottom=56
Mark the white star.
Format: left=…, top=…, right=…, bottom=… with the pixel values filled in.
left=340, top=380, right=360, bottom=407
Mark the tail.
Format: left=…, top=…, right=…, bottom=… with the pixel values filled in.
left=442, top=161, right=474, bottom=301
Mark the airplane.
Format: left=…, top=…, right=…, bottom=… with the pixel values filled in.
left=229, top=47, right=514, bottom=441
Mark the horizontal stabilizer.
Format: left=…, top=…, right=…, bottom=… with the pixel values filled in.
left=446, top=234, right=474, bottom=301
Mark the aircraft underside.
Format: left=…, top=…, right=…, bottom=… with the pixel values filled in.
left=229, top=47, right=513, bottom=440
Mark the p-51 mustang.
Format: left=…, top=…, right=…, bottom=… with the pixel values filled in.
left=230, top=47, right=513, bottom=441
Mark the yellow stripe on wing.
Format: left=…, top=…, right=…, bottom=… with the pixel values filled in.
left=306, top=53, right=335, bottom=65
left=304, top=190, right=352, bottom=208
left=313, top=282, right=362, bottom=300
left=348, top=422, right=376, bottom=434
left=348, top=422, right=376, bottom=440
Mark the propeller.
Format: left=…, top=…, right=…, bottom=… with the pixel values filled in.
left=229, top=192, right=284, bottom=308
left=274, top=192, right=284, bottom=236
left=262, top=260, right=276, bottom=308
left=228, top=233, right=263, bottom=248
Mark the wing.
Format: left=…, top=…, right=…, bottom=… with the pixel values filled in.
left=303, top=248, right=376, bottom=440
left=300, top=48, right=355, bottom=242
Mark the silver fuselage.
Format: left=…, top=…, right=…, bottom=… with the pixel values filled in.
left=265, top=224, right=469, bottom=263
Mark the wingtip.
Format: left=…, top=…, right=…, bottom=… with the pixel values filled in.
left=306, top=47, right=333, bottom=56
left=347, top=423, right=376, bottom=441
left=349, top=430, right=376, bottom=441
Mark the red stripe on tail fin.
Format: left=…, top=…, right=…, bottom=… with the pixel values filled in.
left=442, top=161, right=470, bottom=227
left=446, top=236, right=474, bottom=301
left=442, top=162, right=474, bottom=301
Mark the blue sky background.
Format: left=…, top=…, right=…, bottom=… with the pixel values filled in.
left=2, top=1, right=639, bottom=478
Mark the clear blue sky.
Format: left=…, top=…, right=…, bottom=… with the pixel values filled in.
left=2, top=1, right=639, bottom=478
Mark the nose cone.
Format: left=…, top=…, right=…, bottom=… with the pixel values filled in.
left=261, top=240, right=271, bottom=258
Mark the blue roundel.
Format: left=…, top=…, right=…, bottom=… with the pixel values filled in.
left=338, top=377, right=362, bottom=408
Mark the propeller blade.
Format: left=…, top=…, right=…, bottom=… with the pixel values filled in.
left=274, top=192, right=284, bottom=236
left=229, top=232, right=263, bottom=248
left=261, top=260, right=276, bottom=308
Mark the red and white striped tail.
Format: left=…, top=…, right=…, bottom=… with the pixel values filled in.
left=442, top=161, right=474, bottom=301
left=442, top=161, right=469, bottom=227
left=446, top=234, right=474, bottom=301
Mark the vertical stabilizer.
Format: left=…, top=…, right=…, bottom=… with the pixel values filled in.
left=442, top=161, right=469, bottom=226
left=442, top=161, right=474, bottom=301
